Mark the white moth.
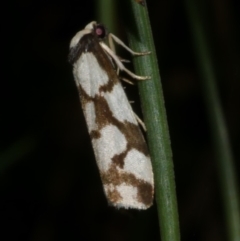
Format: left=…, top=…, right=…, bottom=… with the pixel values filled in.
left=69, top=21, right=154, bottom=209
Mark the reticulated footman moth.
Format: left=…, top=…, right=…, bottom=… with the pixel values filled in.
left=68, top=21, right=153, bottom=209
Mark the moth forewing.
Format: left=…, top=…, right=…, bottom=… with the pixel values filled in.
left=69, top=21, right=154, bottom=209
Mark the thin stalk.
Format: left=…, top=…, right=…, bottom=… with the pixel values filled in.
left=126, top=2, right=180, bottom=241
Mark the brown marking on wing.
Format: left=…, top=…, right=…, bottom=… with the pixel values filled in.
left=106, top=188, right=122, bottom=204
left=101, top=164, right=153, bottom=207
left=78, top=83, right=149, bottom=169
left=90, top=130, right=101, bottom=139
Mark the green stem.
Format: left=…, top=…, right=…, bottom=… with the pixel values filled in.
left=126, top=2, right=180, bottom=241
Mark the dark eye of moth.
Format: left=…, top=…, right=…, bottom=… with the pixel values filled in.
left=95, top=24, right=107, bottom=39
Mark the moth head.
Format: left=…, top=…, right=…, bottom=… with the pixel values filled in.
left=70, top=21, right=108, bottom=49
left=84, top=21, right=108, bottom=39
left=93, top=23, right=108, bottom=41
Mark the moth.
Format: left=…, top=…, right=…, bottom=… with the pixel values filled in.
left=68, top=21, right=154, bottom=209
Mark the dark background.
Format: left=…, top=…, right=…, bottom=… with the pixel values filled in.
left=1, top=0, right=240, bottom=240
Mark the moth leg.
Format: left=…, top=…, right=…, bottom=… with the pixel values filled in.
left=108, top=32, right=116, bottom=53
left=119, top=58, right=130, bottom=63
left=128, top=99, right=147, bottom=130
left=100, top=42, right=150, bottom=80
left=120, top=77, right=134, bottom=85
left=134, top=112, right=147, bottom=131
left=108, top=33, right=151, bottom=56
left=117, top=57, right=130, bottom=73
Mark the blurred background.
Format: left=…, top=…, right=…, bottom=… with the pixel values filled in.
left=1, top=0, right=240, bottom=240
